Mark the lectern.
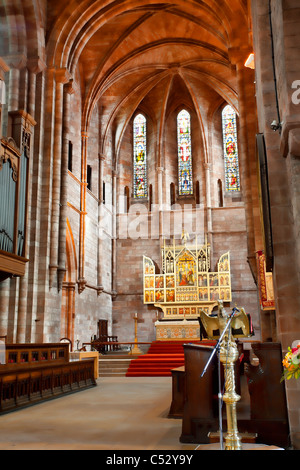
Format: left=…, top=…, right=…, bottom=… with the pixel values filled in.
left=199, top=301, right=252, bottom=450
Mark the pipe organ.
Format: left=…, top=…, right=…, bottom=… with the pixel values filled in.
left=0, top=134, right=29, bottom=281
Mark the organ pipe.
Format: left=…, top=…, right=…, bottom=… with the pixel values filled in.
left=0, top=135, right=29, bottom=280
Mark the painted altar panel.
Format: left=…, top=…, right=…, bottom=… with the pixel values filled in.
left=143, top=240, right=232, bottom=319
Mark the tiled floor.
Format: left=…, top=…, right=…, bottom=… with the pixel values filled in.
left=0, top=376, right=281, bottom=451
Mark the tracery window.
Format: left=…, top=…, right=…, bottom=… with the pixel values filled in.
left=177, top=109, right=193, bottom=196
left=222, top=105, right=240, bottom=192
left=133, top=113, right=147, bottom=199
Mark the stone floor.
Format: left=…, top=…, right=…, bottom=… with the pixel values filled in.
left=0, top=376, right=282, bottom=451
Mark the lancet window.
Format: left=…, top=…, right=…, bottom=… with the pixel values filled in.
left=222, top=105, right=240, bottom=192
left=177, top=109, right=193, bottom=196
left=133, top=113, right=147, bottom=199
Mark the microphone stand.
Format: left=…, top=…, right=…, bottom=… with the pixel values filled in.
left=200, top=307, right=239, bottom=450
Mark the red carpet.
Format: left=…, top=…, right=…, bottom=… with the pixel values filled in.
left=125, top=340, right=215, bottom=377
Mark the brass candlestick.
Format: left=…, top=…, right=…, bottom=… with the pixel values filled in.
left=199, top=301, right=251, bottom=450
left=219, top=325, right=242, bottom=450
left=129, top=313, right=142, bottom=355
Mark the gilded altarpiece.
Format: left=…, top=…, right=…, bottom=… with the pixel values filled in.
left=143, top=239, right=232, bottom=340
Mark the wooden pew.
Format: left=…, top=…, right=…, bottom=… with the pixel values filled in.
left=176, top=341, right=290, bottom=448
left=0, top=343, right=96, bottom=414
left=168, top=366, right=185, bottom=418
left=180, top=344, right=219, bottom=444
left=243, top=342, right=290, bottom=447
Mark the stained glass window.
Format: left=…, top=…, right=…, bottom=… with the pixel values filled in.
left=177, top=109, right=193, bottom=196
left=222, top=105, right=240, bottom=192
left=133, top=113, right=147, bottom=199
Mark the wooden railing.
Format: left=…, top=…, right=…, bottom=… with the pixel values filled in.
left=83, top=341, right=152, bottom=354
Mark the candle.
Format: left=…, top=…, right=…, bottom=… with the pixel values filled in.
left=134, top=312, right=138, bottom=318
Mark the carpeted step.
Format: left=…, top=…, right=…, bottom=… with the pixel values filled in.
left=126, top=340, right=216, bottom=377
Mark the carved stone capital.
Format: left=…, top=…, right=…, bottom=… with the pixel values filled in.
left=77, top=278, right=87, bottom=294
left=65, top=79, right=79, bottom=95
left=55, top=67, right=72, bottom=85
left=4, top=53, right=27, bottom=70
left=27, top=57, right=47, bottom=75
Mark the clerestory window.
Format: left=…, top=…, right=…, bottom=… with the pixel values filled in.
left=133, top=113, right=147, bottom=199
left=222, top=105, right=240, bottom=192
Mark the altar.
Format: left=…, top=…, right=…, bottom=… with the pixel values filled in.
left=155, top=319, right=200, bottom=341
left=143, top=235, right=232, bottom=341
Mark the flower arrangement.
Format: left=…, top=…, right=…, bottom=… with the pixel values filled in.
left=281, top=342, right=300, bottom=382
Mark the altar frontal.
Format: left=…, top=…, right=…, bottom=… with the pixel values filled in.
left=143, top=236, right=232, bottom=340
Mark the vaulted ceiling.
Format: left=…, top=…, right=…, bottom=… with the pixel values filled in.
left=1, top=0, right=253, bottom=162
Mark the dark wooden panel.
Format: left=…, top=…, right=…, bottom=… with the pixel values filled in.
left=180, top=344, right=219, bottom=444
left=0, top=343, right=96, bottom=414
left=244, top=342, right=290, bottom=447
left=168, top=366, right=185, bottom=418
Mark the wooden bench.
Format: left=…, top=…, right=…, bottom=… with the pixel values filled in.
left=0, top=343, right=96, bottom=414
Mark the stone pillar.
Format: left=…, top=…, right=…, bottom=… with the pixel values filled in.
left=97, top=154, right=105, bottom=294
left=251, top=0, right=300, bottom=449
left=49, top=68, right=71, bottom=289
left=6, top=55, right=26, bottom=112
left=229, top=47, right=261, bottom=280
left=61, top=281, right=76, bottom=342
left=157, top=166, right=164, bottom=243
left=204, top=162, right=212, bottom=239
left=111, top=169, right=117, bottom=298
left=9, top=110, right=36, bottom=343
left=57, top=79, right=76, bottom=291
left=27, top=63, right=47, bottom=342
left=20, top=59, right=46, bottom=342
left=78, top=131, right=88, bottom=293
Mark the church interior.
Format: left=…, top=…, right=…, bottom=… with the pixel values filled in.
left=0, top=0, right=300, bottom=451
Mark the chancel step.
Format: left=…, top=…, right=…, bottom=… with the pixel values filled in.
left=99, top=357, right=133, bottom=377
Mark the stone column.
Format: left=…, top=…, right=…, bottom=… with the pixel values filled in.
left=157, top=166, right=164, bottom=243
left=251, top=0, right=300, bottom=448
left=20, top=58, right=46, bottom=342
left=204, top=162, right=212, bottom=235
left=111, top=169, right=117, bottom=298
left=78, top=131, right=88, bottom=293
left=11, top=111, right=36, bottom=343
left=6, top=54, right=26, bottom=113
left=49, top=68, right=71, bottom=289
left=229, top=47, right=260, bottom=280
left=157, top=166, right=164, bottom=210
left=62, top=281, right=76, bottom=341
left=97, top=155, right=105, bottom=295
left=57, top=79, right=76, bottom=291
